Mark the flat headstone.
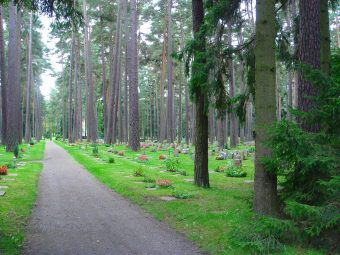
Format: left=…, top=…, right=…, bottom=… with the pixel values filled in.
left=146, top=188, right=157, bottom=191
left=3, top=178, right=15, bottom=181
left=133, top=181, right=144, bottom=184
left=244, top=180, right=254, bottom=184
left=184, top=178, right=194, bottom=182
left=160, top=196, right=176, bottom=201
left=0, top=190, right=5, bottom=196
left=0, top=186, right=8, bottom=189
left=159, top=170, right=167, bottom=173
left=8, top=174, right=18, bottom=177
left=209, top=171, right=216, bottom=174
left=124, top=176, right=132, bottom=178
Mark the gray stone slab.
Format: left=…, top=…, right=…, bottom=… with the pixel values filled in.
left=2, top=178, right=15, bottom=181
left=0, top=190, right=5, bottom=196
left=160, top=196, right=176, bottom=201
left=8, top=173, right=18, bottom=177
left=184, top=178, right=194, bottom=182
left=0, top=185, right=9, bottom=189
left=244, top=180, right=254, bottom=184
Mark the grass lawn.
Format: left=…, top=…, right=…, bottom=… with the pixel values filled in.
left=56, top=141, right=322, bottom=255
left=0, top=141, right=45, bottom=255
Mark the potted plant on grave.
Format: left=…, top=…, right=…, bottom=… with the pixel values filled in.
left=0, top=165, right=8, bottom=175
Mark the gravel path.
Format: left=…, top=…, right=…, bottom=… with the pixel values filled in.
left=22, top=141, right=202, bottom=255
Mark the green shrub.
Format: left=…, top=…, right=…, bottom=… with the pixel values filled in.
left=225, top=166, right=247, bottom=177
left=108, top=157, right=115, bottom=163
left=178, top=170, right=187, bottom=176
left=13, top=143, right=19, bottom=158
left=145, top=182, right=156, bottom=189
left=143, top=176, right=155, bottom=183
left=133, top=167, right=145, bottom=177
left=92, top=145, right=99, bottom=156
left=164, top=158, right=180, bottom=172
left=172, top=190, right=194, bottom=199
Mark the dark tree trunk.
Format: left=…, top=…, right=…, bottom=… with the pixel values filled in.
left=100, top=15, right=108, bottom=142
left=6, top=1, right=20, bottom=151
left=167, top=0, right=174, bottom=143
left=0, top=6, right=8, bottom=145
left=128, top=0, right=140, bottom=151
left=24, top=12, right=33, bottom=143
left=83, top=0, right=98, bottom=143
left=320, top=0, right=330, bottom=76
left=68, top=29, right=75, bottom=143
left=297, top=0, right=321, bottom=132
left=192, top=0, right=209, bottom=188
left=159, top=22, right=167, bottom=142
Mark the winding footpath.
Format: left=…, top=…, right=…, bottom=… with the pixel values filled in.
left=23, top=141, right=202, bottom=255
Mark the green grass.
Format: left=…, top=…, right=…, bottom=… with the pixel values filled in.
left=0, top=141, right=45, bottom=255
left=56, top=141, right=322, bottom=255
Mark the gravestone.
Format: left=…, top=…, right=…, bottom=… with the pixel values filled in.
left=0, top=191, right=5, bottom=196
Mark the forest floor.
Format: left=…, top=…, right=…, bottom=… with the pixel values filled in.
left=55, top=140, right=323, bottom=255
left=22, top=141, right=201, bottom=255
left=0, top=141, right=45, bottom=255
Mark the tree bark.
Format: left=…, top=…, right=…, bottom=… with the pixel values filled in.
left=297, top=0, right=321, bottom=132
left=128, top=0, right=140, bottom=151
left=24, top=12, right=33, bottom=143
left=167, top=0, right=174, bottom=143
left=228, top=23, right=238, bottom=148
left=253, top=0, right=278, bottom=216
left=0, top=6, right=8, bottom=145
left=83, top=0, right=98, bottom=143
left=192, top=0, right=209, bottom=188
left=6, top=1, right=20, bottom=151
left=320, top=0, right=330, bottom=76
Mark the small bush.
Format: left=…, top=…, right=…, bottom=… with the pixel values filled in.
left=172, top=190, right=194, bottom=199
left=178, top=170, right=187, bottom=176
left=143, top=176, right=155, bottom=183
left=108, top=157, right=115, bottom=163
left=92, top=145, right=99, bottom=157
left=156, top=179, right=172, bottom=188
left=13, top=143, right=19, bottom=158
left=133, top=167, right=145, bottom=177
left=145, top=182, right=156, bottom=189
left=29, top=140, right=35, bottom=146
left=164, top=158, right=179, bottom=172
left=225, top=166, right=247, bottom=177
left=248, top=146, right=255, bottom=153
left=0, top=165, right=8, bottom=175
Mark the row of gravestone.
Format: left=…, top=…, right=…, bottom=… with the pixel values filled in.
left=0, top=162, right=25, bottom=196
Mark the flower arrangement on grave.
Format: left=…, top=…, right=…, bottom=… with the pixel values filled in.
left=215, top=151, right=227, bottom=160
left=214, top=166, right=226, bottom=173
left=21, top=148, right=26, bottom=153
left=159, top=154, right=167, bottom=160
left=156, top=179, right=172, bottom=187
left=118, top=151, right=125, bottom=156
left=0, top=165, right=8, bottom=175
left=137, top=155, right=148, bottom=161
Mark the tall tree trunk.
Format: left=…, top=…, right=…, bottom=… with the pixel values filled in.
left=228, top=23, right=238, bottom=148
left=6, top=1, right=20, bottom=151
left=83, top=0, right=98, bottom=143
left=320, top=0, right=330, bottom=76
left=24, top=12, right=33, bottom=143
left=100, top=15, right=108, bottom=142
left=128, top=0, right=140, bottom=151
left=159, top=22, right=167, bottom=142
left=167, top=0, right=174, bottom=143
left=253, top=0, right=278, bottom=216
left=0, top=6, right=8, bottom=145
left=108, top=0, right=123, bottom=144
left=297, top=0, right=321, bottom=132
left=123, top=0, right=129, bottom=143
left=185, top=73, right=190, bottom=145
left=68, top=28, right=75, bottom=143
left=192, top=0, right=209, bottom=188
left=17, top=9, right=22, bottom=143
